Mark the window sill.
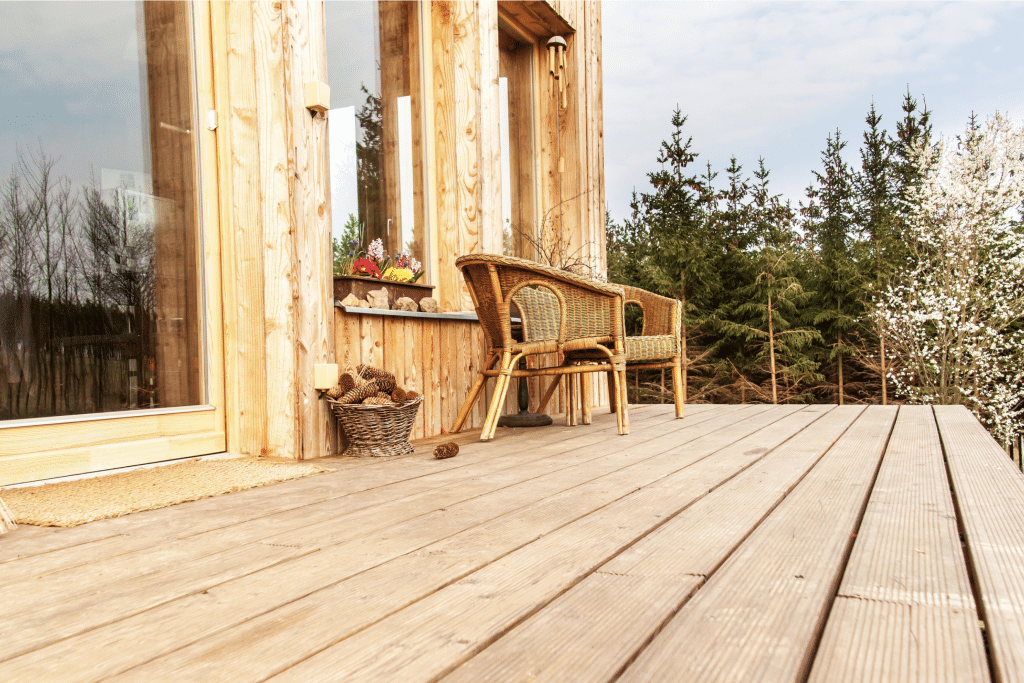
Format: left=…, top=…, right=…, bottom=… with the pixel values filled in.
left=335, top=303, right=479, bottom=322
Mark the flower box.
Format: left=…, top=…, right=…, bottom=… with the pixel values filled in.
left=333, top=276, right=435, bottom=307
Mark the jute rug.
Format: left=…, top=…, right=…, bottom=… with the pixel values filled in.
left=2, top=458, right=332, bottom=528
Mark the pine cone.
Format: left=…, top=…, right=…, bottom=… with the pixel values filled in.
left=358, top=364, right=396, bottom=386
left=339, top=372, right=357, bottom=394
left=391, top=387, right=408, bottom=402
left=339, top=381, right=378, bottom=404
left=326, top=384, right=345, bottom=400
left=363, top=394, right=392, bottom=406
left=405, top=390, right=420, bottom=401
left=433, top=442, right=459, bottom=459
left=375, top=378, right=397, bottom=393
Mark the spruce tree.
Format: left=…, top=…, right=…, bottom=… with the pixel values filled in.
left=804, top=129, right=861, bottom=404
left=627, top=109, right=720, bottom=403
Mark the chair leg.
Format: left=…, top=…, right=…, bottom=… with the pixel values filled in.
left=611, top=369, right=628, bottom=435
left=618, top=369, right=630, bottom=434
left=582, top=372, right=592, bottom=425
left=672, top=358, right=685, bottom=418
left=607, top=370, right=617, bottom=414
left=481, top=352, right=517, bottom=441
left=565, top=373, right=576, bottom=426
left=451, top=354, right=499, bottom=434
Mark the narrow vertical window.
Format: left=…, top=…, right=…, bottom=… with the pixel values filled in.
left=325, top=1, right=428, bottom=278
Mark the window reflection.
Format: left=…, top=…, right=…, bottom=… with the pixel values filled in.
left=326, top=0, right=427, bottom=277
left=0, top=1, right=202, bottom=420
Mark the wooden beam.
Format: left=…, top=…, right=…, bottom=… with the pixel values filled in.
left=253, top=0, right=299, bottom=459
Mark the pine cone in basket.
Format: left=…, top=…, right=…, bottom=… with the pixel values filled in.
left=363, top=394, right=393, bottom=406
left=391, top=387, right=408, bottom=402
left=405, top=390, right=420, bottom=401
left=339, top=371, right=357, bottom=394
left=358, top=364, right=396, bottom=385
left=433, top=442, right=459, bottom=459
left=339, top=382, right=378, bottom=405
left=325, top=384, right=345, bottom=400
left=374, top=378, right=397, bottom=394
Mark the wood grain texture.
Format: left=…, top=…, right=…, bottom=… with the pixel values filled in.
left=288, top=0, right=335, bottom=458
left=253, top=0, right=299, bottom=459
left=452, top=0, right=480, bottom=312
left=431, top=2, right=460, bottom=311
left=442, top=406, right=845, bottom=683
left=220, top=2, right=270, bottom=457
left=936, top=404, right=1024, bottom=683
left=5, top=407, right=1010, bottom=683
left=618, top=406, right=895, bottom=683
left=809, top=405, right=988, bottom=683
left=0, top=407, right=682, bottom=681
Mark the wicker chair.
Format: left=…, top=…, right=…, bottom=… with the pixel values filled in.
left=616, top=285, right=685, bottom=418
left=451, top=254, right=629, bottom=440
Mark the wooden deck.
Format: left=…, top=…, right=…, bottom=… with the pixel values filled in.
left=3, top=403, right=1024, bottom=682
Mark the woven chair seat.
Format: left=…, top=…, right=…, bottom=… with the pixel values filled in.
left=625, top=334, right=678, bottom=363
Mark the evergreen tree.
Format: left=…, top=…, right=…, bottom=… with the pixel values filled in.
left=855, top=102, right=899, bottom=403
left=804, top=129, right=861, bottom=404
left=719, top=248, right=821, bottom=404
left=628, top=110, right=721, bottom=403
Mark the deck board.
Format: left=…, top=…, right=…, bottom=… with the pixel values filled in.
left=1, top=404, right=1022, bottom=683
left=809, top=405, right=988, bottom=683
left=936, top=405, right=1024, bottom=683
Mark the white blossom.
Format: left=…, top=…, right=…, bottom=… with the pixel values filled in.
left=874, top=112, right=1024, bottom=446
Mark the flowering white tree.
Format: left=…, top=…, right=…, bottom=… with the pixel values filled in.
left=875, top=112, right=1024, bottom=446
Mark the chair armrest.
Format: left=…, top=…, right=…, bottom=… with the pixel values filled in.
left=619, top=285, right=681, bottom=339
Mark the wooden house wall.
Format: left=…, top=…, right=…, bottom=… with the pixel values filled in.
left=210, top=0, right=335, bottom=460
left=213, top=0, right=605, bottom=455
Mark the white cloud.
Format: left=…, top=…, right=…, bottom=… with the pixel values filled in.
left=602, top=1, right=1024, bottom=219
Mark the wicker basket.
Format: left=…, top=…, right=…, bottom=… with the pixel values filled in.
left=329, top=396, right=423, bottom=457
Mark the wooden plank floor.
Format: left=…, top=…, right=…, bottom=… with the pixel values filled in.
left=2, top=403, right=1022, bottom=682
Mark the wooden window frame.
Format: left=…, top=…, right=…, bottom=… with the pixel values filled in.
left=0, top=2, right=227, bottom=486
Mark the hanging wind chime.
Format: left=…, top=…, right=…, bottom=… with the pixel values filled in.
left=546, top=36, right=567, bottom=111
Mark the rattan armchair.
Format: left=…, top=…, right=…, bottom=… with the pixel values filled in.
left=616, top=285, right=685, bottom=418
left=451, top=254, right=629, bottom=441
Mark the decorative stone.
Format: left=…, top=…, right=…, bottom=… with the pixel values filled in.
left=394, top=297, right=418, bottom=312
left=367, top=287, right=390, bottom=310
left=355, top=300, right=370, bottom=308
left=340, top=293, right=362, bottom=307
left=433, top=442, right=459, bottom=459
left=419, top=297, right=440, bottom=313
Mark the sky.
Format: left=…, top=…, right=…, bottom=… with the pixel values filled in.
left=601, top=1, right=1024, bottom=223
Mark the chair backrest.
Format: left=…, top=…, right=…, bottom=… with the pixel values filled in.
left=457, top=253, right=625, bottom=353
left=618, top=284, right=681, bottom=338
left=513, top=287, right=560, bottom=343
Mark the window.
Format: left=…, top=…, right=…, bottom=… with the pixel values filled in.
left=498, top=18, right=538, bottom=260
left=325, top=1, right=428, bottom=278
left=0, top=1, right=204, bottom=421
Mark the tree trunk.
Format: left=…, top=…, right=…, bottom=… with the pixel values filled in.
left=768, top=294, right=777, bottom=405
left=837, top=331, right=844, bottom=406
left=879, top=326, right=887, bottom=405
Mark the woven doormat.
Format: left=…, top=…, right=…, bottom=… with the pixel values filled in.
left=2, top=458, right=332, bottom=528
